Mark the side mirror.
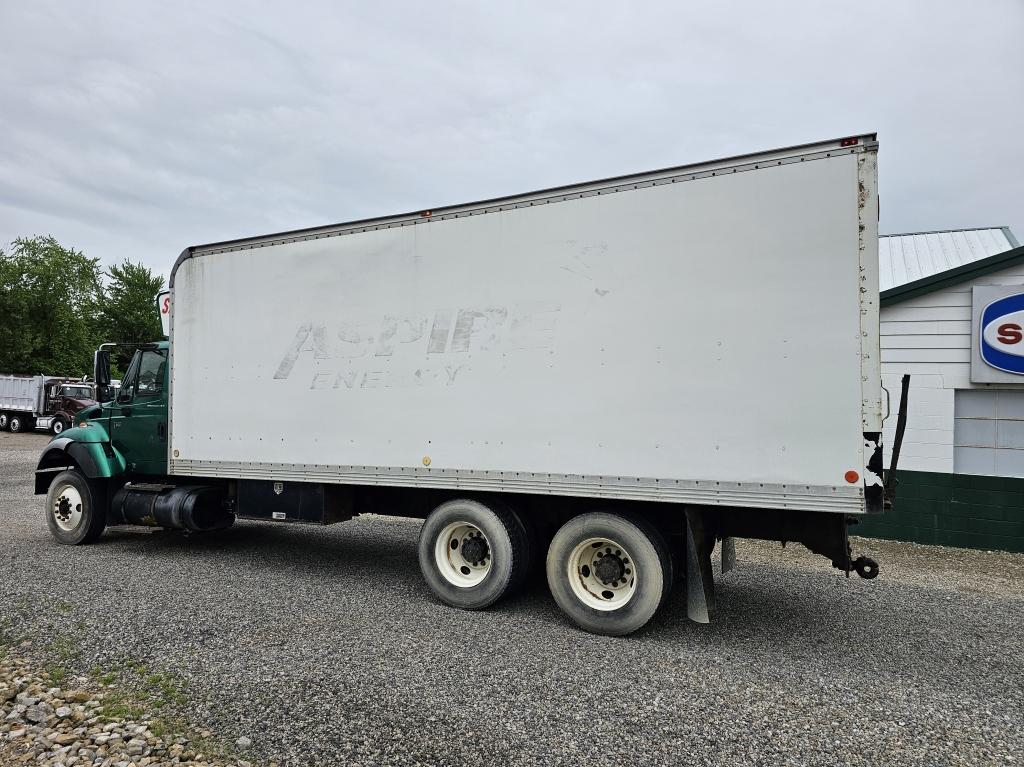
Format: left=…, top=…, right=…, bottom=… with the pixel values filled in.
left=94, top=349, right=112, bottom=403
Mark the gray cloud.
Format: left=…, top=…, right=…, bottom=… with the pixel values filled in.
left=1, top=0, right=1021, bottom=280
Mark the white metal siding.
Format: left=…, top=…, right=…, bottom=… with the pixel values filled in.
left=881, top=263, right=1024, bottom=474
left=954, top=390, right=1024, bottom=477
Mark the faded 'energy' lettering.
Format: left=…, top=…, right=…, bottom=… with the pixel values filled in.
left=273, top=303, right=560, bottom=389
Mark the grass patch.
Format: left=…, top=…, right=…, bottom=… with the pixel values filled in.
left=50, top=635, right=78, bottom=662
left=87, top=659, right=191, bottom=739
left=143, top=671, right=188, bottom=706
left=93, top=667, right=117, bottom=685
left=45, top=664, right=68, bottom=683
left=1, top=639, right=206, bottom=754
left=96, top=689, right=145, bottom=722
left=0, top=617, right=15, bottom=647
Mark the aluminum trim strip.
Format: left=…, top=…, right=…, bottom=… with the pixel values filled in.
left=170, top=460, right=865, bottom=514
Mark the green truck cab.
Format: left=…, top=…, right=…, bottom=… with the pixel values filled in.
left=35, top=342, right=227, bottom=544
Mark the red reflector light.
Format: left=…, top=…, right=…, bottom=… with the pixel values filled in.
left=844, top=470, right=860, bottom=484
left=840, top=137, right=859, bottom=147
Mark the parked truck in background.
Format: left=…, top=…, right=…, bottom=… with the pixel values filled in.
left=1, top=375, right=96, bottom=434
left=35, top=134, right=887, bottom=635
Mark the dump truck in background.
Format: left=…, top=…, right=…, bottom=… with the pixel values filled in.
left=1, top=375, right=96, bottom=434
left=35, top=134, right=887, bottom=635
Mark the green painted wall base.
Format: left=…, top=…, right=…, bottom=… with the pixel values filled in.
left=855, top=470, right=1024, bottom=553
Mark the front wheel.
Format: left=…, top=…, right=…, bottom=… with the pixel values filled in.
left=546, top=512, right=673, bottom=636
left=51, top=416, right=69, bottom=435
left=418, top=498, right=529, bottom=610
left=45, top=470, right=107, bottom=545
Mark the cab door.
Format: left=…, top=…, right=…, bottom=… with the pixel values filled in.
left=108, top=349, right=169, bottom=476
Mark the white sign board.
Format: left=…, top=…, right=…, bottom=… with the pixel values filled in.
left=157, top=290, right=171, bottom=337
left=971, top=285, right=1024, bottom=383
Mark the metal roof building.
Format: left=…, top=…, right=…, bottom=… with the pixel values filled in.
left=879, top=226, right=1019, bottom=291
left=859, top=225, right=1024, bottom=553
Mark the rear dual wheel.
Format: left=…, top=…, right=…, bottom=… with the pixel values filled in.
left=419, top=502, right=674, bottom=635
left=418, top=498, right=530, bottom=610
left=546, top=512, right=673, bottom=636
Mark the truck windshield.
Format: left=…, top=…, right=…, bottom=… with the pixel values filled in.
left=61, top=386, right=92, bottom=399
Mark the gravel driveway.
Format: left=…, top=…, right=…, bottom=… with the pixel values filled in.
left=2, top=431, right=1022, bottom=766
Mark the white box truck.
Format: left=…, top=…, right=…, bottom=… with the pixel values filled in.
left=36, top=134, right=887, bottom=635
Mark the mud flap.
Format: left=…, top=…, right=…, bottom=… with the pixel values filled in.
left=721, top=536, right=736, bottom=574
left=685, top=508, right=716, bottom=624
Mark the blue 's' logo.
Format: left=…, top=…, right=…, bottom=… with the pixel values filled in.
left=980, top=293, right=1024, bottom=375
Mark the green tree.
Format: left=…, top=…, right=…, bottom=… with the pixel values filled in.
left=0, top=236, right=103, bottom=376
left=99, top=260, right=165, bottom=373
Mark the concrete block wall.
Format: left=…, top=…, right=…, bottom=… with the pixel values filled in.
left=857, top=470, right=1024, bottom=553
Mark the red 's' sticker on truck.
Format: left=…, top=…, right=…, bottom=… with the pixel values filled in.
left=157, top=290, right=171, bottom=337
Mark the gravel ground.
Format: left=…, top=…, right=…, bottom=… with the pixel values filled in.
left=2, top=430, right=1023, bottom=766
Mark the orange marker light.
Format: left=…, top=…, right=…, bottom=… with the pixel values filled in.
left=844, top=470, right=860, bottom=484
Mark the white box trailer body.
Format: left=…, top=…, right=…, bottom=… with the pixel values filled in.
left=0, top=375, right=47, bottom=415
left=167, top=135, right=883, bottom=515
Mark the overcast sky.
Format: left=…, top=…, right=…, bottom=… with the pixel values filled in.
left=1, top=1, right=1021, bottom=281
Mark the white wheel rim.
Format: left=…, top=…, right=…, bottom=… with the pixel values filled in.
left=52, top=484, right=84, bottom=532
left=434, top=521, right=492, bottom=587
left=53, top=421, right=64, bottom=434
left=0, top=415, right=6, bottom=427
left=568, top=537, right=638, bottom=611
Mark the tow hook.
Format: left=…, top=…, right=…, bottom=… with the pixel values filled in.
left=852, top=556, right=879, bottom=579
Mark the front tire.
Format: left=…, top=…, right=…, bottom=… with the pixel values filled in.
left=418, top=498, right=529, bottom=610
left=546, top=512, right=673, bottom=636
left=45, top=470, right=107, bottom=545
left=51, top=416, right=68, bottom=435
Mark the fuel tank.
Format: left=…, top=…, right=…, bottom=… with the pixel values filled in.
left=110, top=483, right=232, bottom=532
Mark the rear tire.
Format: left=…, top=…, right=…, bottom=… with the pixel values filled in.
left=45, top=470, right=107, bottom=545
left=418, top=498, right=529, bottom=610
left=546, top=512, right=673, bottom=636
left=0, top=413, right=8, bottom=430
left=8, top=415, right=23, bottom=433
